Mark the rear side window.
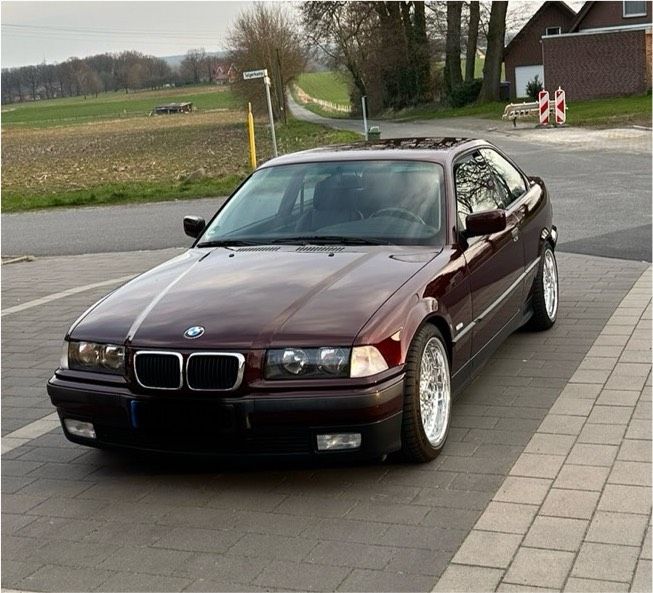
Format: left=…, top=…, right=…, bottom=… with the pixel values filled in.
left=480, top=148, right=527, bottom=208
left=454, top=151, right=503, bottom=228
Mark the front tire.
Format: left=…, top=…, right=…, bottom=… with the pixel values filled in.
left=526, top=244, right=559, bottom=331
left=401, top=325, right=452, bottom=463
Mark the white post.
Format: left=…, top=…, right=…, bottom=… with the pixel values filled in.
left=361, top=96, right=368, bottom=141
left=264, top=75, right=278, bottom=158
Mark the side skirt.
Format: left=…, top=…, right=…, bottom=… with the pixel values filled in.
left=451, top=300, right=533, bottom=396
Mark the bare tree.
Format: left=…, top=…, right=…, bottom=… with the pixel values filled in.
left=465, top=0, right=480, bottom=81
left=301, top=2, right=377, bottom=108
left=477, top=0, right=508, bottom=102
left=444, top=1, right=463, bottom=96
left=203, top=54, right=216, bottom=83
left=302, top=1, right=432, bottom=113
left=181, top=48, right=207, bottom=84
left=229, top=4, right=307, bottom=117
left=23, top=65, right=40, bottom=100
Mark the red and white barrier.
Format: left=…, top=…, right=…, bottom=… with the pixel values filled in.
left=554, top=87, right=566, bottom=125
left=538, top=90, right=550, bottom=126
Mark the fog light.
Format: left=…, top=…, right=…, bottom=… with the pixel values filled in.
left=316, top=433, right=361, bottom=451
left=63, top=419, right=96, bottom=439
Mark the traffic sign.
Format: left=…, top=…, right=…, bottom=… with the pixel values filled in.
left=243, top=69, right=267, bottom=80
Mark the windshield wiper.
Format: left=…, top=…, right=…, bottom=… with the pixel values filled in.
left=267, top=235, right=390, bottom=246
left=196, top=239, right=262, bottom=248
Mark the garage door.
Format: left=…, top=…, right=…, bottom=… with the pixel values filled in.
left=515, top=65, right=544, bottom=99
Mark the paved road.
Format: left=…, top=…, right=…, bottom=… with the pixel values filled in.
left=2, top=248, right=649, bottom=592
left=2, top=198, right=225, bottom=257
left=3, top=99, right=651, bottom=261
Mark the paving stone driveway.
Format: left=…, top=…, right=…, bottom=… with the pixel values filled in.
left=1, top=249, right=648, bottom=592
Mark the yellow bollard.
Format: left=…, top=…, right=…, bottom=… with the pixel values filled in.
left=247, top=102, right=257, bottom=170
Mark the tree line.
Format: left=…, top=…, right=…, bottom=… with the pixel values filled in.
left=1, top=49, right=230, bottom=104
left=232, top=1, right=515, bottom=118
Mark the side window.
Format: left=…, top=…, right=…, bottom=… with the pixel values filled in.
left=480, top=148, right=527, bottom=208
left=454, top=151, right=503, bottom=229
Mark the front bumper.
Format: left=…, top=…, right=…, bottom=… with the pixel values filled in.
left=47, top=374, right=405, bottom=457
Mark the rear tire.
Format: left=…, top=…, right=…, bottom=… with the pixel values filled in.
left=401, top=325, right=452, bottom=463
left=526, top=244, right=558, bottom=331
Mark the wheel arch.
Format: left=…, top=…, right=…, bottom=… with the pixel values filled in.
left=418, top=314, right=453, bottom=364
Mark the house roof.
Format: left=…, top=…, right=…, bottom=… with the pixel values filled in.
left=569, top=1, right=595, bottom=31
left=504, top=1, right=577, bottom=56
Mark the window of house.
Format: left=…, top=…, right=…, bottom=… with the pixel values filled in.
left=623, top=1, right=647, bottom=17
left=545, top=26, right=562, bottom=35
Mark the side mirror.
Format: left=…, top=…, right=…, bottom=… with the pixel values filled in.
left=465, top=209, right=507, bottom=238
left=183, top=216, right=205, bottom=238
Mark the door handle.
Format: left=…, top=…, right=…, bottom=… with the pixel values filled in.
left=511, top=227, right=519, bottom=242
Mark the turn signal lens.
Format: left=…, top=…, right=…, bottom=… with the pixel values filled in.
left=350, top=346, right=389, bottom=378
left=60, top=342, right=69, bottom=370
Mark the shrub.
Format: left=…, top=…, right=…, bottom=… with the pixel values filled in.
left=526, top=75, right=544, bottom=100
left=448, top=78, right=483, bottom=107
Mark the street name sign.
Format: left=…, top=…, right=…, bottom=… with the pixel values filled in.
left=243, top=69, right=267, bottom=80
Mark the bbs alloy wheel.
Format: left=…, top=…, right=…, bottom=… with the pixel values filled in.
left=401, top=325, right=452, bottom=462
left=527, top=245, right=559, bottom=331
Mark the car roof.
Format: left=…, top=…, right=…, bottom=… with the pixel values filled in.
left=259, top=137, right=491, bottom=169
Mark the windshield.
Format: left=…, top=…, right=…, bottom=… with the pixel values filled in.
left=198, top=160, right=446, bottom=246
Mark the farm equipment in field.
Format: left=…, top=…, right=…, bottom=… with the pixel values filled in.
left=152, top=102, right=193, bottom=115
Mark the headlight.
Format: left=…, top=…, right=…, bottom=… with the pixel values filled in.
left=265, top=347, right=350, bottom=379
left=265, top=345, right=389, bottom=379
left=67, top=341, right=125, bottom=375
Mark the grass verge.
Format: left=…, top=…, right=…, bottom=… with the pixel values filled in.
left=388, top=94, right=652, bottom=127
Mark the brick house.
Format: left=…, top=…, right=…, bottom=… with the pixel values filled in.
left=504, top=1, right=652, bottom=100
left=504, top=1, right=577, bottom=99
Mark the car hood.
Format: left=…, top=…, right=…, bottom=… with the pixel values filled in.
left=70, top=246, right=441, bottom=349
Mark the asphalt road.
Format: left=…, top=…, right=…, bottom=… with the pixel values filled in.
left=3, top=99, right=651, bottom=261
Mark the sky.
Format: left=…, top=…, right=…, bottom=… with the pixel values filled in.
left=1, top=1, right=254, bottom=68
left=2, top=1, right=588, bottom=70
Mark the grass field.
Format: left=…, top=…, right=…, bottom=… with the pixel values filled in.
left=295, top=72, right=350, bottom=105
left=2, top=85, right=360, bottom=212
left=1, top=85, right=239, bottom=128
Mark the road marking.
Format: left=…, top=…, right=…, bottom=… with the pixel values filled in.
left=1, top=275, right=134, bottom=317
left=2, top=413, right=60, bottom=454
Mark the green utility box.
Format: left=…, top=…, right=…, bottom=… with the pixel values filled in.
left=367, top=126, right=381, bottom=141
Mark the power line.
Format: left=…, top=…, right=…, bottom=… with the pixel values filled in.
left=2, top=22, right=226, bottom=41
left=2, top=30, right=223, bottom=49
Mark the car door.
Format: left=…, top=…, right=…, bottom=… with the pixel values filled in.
left=454, top=149, right=526, bottom=361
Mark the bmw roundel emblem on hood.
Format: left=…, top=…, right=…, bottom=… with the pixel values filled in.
left=184, top=325, right=205, bottom=339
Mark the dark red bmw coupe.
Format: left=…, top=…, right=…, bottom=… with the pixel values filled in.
left=48, top=138, right=558, bottom=462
